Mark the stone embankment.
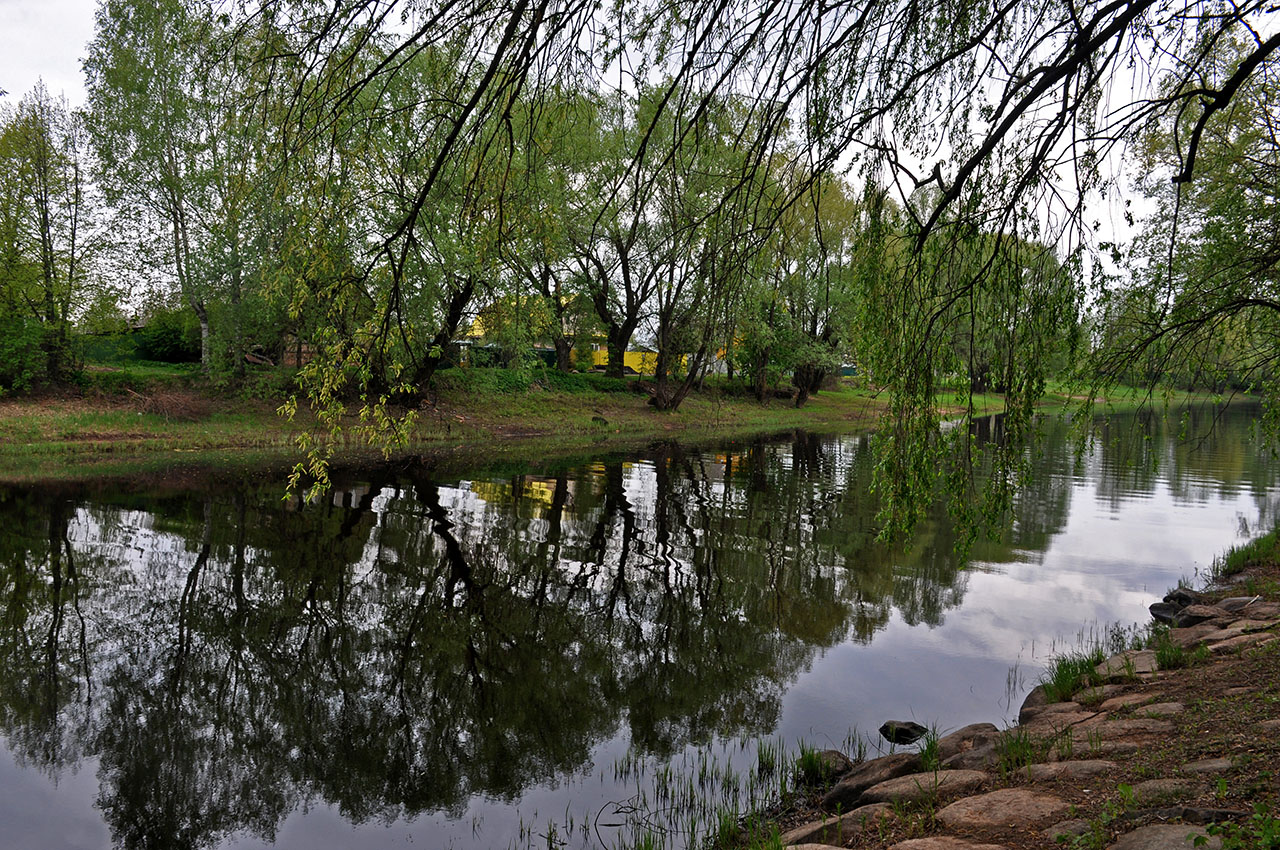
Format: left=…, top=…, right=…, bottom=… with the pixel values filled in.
left=770, top=587, right=1280, bottom=850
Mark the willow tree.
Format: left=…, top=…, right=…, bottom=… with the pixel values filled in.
left=227, top=0, right=1275, bottom=531
left=1092, top=36, right=1280, bottom=411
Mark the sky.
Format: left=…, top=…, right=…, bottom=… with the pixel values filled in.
left=0, top=0, right=98, bottom=107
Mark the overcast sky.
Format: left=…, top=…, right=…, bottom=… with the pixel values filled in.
left=0, top=0, right=98, bottom=106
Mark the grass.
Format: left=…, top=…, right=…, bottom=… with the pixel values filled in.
left=1040, top=646, right=1107, bottom=703
left=1, top=361, right=1255, bottom=486
left=1212, top=527, right=1280, bottom=582
left=0, top=368, right=888, bottom=483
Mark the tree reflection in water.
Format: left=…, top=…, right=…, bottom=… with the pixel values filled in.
left=0, top=409, right=1275, bottom=849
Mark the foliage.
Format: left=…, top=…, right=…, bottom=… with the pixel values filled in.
left=1200, top=803, right=1280, bottom=849
left=133, top=306, right=201, bottom=363
left=1041, top=647, right=1106, bottom=703
left=0, top=313, right=51, bottom=394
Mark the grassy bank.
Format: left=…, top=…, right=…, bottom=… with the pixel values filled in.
left=0, top=368, right=888, bottom=483
left=0, top=365, right=1249, bottom=484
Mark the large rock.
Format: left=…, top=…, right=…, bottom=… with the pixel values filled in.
left=1225, top=618, right=1277, bottom=633
left=1046, top=819, right=1093, bottom=841
left=1209, top=633, right=1276, bottom=654
left=1181, top=757, right=1233, bottom=774
left=1164, top=587, right=1204, bottom=607
left=1099, top=693, right=1156, bottom=711
left=1096, top=650, right=1158, bottom=679
left=1167, top=625, right=1222, bottom=648
left=1137, top=702, right=1184, bottom=717
left=880, top=720, right=929, bottom=744
left=779, top=803, right=892, bottom=846
left=1018, top=684, right=1049, bottom=723
left=1073, top=718, right=1174, bottom=740
left=1108, top=824, right=1221, bottom=849
left=859, top=769, right=988, bottom=805
left=813, top=749, right=856, bottom=780
left=1149, top=601, right=1181, bottom=624
left=1217, top=595, right=1261, bottom=613
left=936, top=788, right=1070, bottom=829
left=820, top=752, right=922, bottom=812
left=1173, top=604, right=1232, bottom=628
left=936, top=723, right=999, bottom=760
left=1025, top=759, right=1117, bottom=780
left=941, top=740, right=999, bottom=770
left=1131, top=778, right=1193, bottom=806
left=888, top=839, right=1007, bottom=850
left=1023, top=710, right=1099, bottom=735
left=1076, top=684, right=1126, bottom=706
left=1240, top=600, right=1280, bottom=619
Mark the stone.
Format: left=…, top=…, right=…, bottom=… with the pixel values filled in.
left=880, top=720, right=929, bottom=745
left=937, top=788, right=1070, bottom=829
left=779, top=803, right=892, bottom=846
left=784, top=845, right=846, bottom=850
left=1046, top=819, right=1093, bottom=841
left=820, top=752, right=922, bottom=812
left=1224, top=686, right=1252, bottom=696
left=1108, top=824, right=1221, bottom=849
left=1096, top=650, right=1158, bottom=679
left=1209, top=633, right=1277, bottom=654
left=1131, top=778, right=1193, bottom=806
left=1173, top=604, right=1233, bottom=628
left=936, top=723, right=999, bottom=760
left=1025, top=759, right=1118, bottom=780
left=1149, top=601, right=1182, bottom=624
left=1077, top=740, right=1142, bottom=757
left=1018, top=684, right=1049, bottom=723
left=1181, top=757, right=1233, bottom=774
left=1217, top=595, right=1261, bottom=612
left=1076, top=684, right=1126, bottom=706
left=1167, top=625, right=1222, bottom=648
left=814, top=749, right=855, bottom=779
left=1164, top=587, right=1204, bottom=607
left=1225, top=618, right=1277, bottom=633
left=1023, top=710, right=1100, bottom=735
left=859, top=769, right=988, bottom=805
left=1240, top=600, right=1280, bottom=620
left=888, top=839, right=1007, bottom=850
left=1099, top=693, right=1155, bottom=712
left=1078, top=718, right=1174, bottom=739
left=941, top=740, right=999, bottom=770
left=1137, top=702, right=1184, bottom=717
left=1257, top=718, right=1280, bottom=734
left=1205, top=627, right=1250, bottom=643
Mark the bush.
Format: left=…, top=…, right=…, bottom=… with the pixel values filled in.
left=0, top=314, right=50, bottom=394
left=134, top=308, right=201, bottom=363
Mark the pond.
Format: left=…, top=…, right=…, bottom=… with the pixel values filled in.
left=0, top=406, right=1277, bottom=850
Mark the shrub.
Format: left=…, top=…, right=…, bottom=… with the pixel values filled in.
left=0, top=313, right=49, bottom=394
left=134, top=307, right=201, bottom=363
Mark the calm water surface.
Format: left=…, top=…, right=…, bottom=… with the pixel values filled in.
left=1, top=407, right=1277, bottom=850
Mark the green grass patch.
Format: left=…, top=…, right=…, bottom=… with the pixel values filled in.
left=1041, top=646, right=1107, bottom=702
left=1212, top=527, right=1280, bottom=581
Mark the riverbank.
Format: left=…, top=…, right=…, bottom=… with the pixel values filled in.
left=738, top=544, right=1280, bottom=850
left=0, top=375, right=891, bottom=483
left=0, top=369, right=1238, bottom=484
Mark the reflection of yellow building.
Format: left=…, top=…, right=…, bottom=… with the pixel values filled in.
left=468, top=477, right=570, bottom=511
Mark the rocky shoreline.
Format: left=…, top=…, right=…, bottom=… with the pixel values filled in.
left=757, top=569, right=1280, bottom=850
